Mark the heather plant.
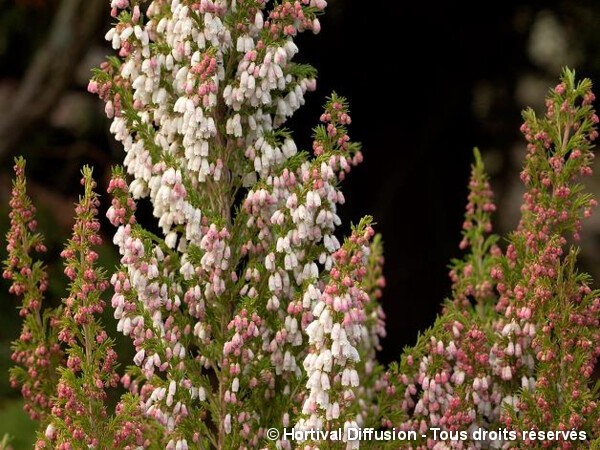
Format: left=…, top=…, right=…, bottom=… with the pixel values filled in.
left=3, top=158, right=63, bottom=424
left=34, top=168, right=155, bottom=449
left=385, top=70, right=600, bottom=449
left=3, top=1, right=600, bottom=450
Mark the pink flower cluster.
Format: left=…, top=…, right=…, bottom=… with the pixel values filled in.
left=384, top=70, right=600, bottom=450
left=36, top=169, right=123, bottom=449
left=3, top=158, right=62, bottom=422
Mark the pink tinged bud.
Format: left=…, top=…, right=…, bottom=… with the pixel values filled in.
left=518, top=306, right=532, bottom=319
left=514, top=343, right=522, bottom=357
left=111, top=0, right=128, bottom=8
left=454, top=370, right=465, bottom=385
left=452, top=325, right=460, bottom=338
left=134, top=349, right=145, bottom=366
left=436, top=341, right=444, bottom=354
left=105, top=101, right=115, bottom=119
left=447, top=341, right=457, bottom=356
left=132, top=5, right=140, bottom=22
left=506, top=341, right=515, bottom=356
left=45, top=423, right=56, bottom=439
left=330, top=401, right=340, bottom=419
left=481, top=377, right=489, bottom=390
left=414, top=399, right=424, bottom=415
left=87, top=80, right=98, bottom=94
left=312, top=18, right=321, bottom=34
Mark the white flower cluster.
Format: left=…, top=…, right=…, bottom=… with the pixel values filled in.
left=295, top=237, right=371, bottom=449
left=98, top=0, right=378, bottom=446
left=111, top=223, right=203, bottom=448
left=255, top=166, right=343, bottom=371
left=104, top=0, right=320, bottom=242
left=228, top=109, right=368, bottom=446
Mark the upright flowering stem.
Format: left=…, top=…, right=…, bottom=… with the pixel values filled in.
left=36, top=168, right=120, bottom=449
left=496, top=69, right=600, bottom=448
left=353, top=233, right=387, bottom=428
left=3, top=157, right=62, bottom=422
left=384, top=149, right=502, bottom=449
left=299, top=218, right=374, bottom=449
left=385, top=69, right=600, bottom=450
left=92, top=0, right=379, bottom=447
left=449, top=148, right=499, bottom=313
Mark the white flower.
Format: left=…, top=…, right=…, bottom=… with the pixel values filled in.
left=224, top=414, right=232, bottom=434
left=165, top=231, right=178, bottom=248
left=254, top=11, right=264, bottom=29
left=133, top=348, right=145, bottom=366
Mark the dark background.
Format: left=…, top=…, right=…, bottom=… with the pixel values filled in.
left=305, top=1, right=600, bottom=363
left=2, top=1, right=600, bottom=442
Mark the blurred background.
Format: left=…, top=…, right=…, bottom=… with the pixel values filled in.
left=2, top=0, right=600, bottom=446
